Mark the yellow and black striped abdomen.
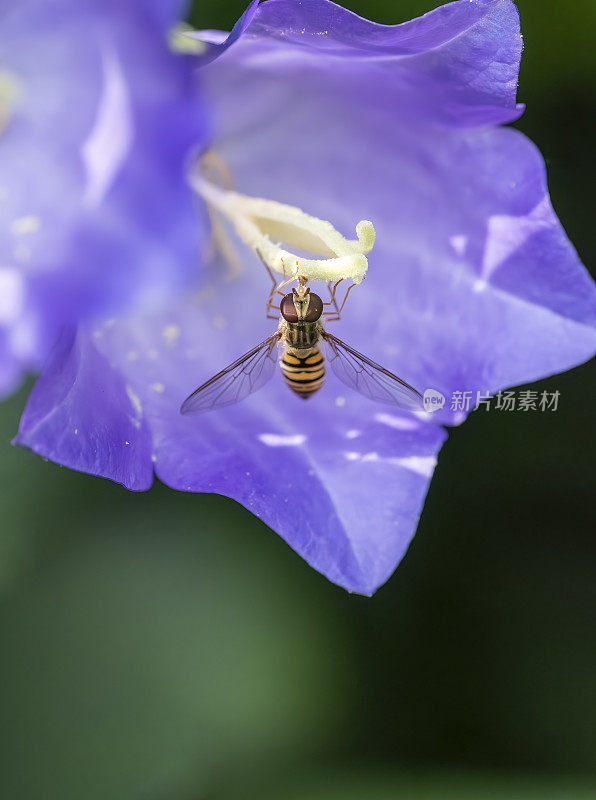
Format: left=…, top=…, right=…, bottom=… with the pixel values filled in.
left=281, top=347, right=325, bottom=399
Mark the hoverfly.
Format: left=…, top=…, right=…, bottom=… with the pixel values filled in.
left=180, top=276, right=422, bottom=415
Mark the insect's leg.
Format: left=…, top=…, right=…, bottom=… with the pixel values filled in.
left=266, top=293, right=279, bottom=319
left=324, top=281, right=357, bottom=322
left=266, top=291, right=280, bottom=320
left=257, top=249, right=284, bottom=318
left=322, top=279, right=343, bottom=321
left=337, top=282, right=356, bottom=314
left=256, top=249, right=298, bottom=317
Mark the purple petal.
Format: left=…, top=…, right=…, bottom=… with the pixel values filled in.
left=201, top=0, right=524, bottom=126
left=15, top=0, right=596, bottom=594
left=17, top=283, right=446, bottom=594
left=0, top=0, right=205, bottom=395
left=15, top=330, right=153, bottom=491
left=199, top=0, right=596, bottom=425
left=188, top=0, right=261, bottom=65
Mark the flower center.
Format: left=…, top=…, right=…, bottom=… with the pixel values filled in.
left=190, top=153, right=375, bottom=284
left=0, top=69, right=20, bottom=135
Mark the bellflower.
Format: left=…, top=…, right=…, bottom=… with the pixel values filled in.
left=0, top=0, right=205, bottom=395
left=14, top=0, right=596, bottom=594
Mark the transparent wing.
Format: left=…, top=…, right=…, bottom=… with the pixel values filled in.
left=180, top=333, right=281, bottom=415
left=321, top=330, right=423, bottom=411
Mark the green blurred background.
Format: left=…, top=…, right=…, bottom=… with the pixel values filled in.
left=1, top=1, right=595, bottom=798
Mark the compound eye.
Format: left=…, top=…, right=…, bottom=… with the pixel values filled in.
left=280, top=293, right=299, bottom=323
left=304, top=293, right=323, bottom=322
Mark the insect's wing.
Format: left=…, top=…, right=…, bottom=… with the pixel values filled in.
left=180, top=333, right=281, bottom=415
left=321, top=330, right=423, bottom=411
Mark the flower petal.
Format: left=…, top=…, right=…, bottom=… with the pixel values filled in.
left=199, top=0, right=596, bottom=425
left=0, top=0, right=206, bottom=395
left=188, top=0, right=261, bottom=65
left=15, top=330, right=154, bottom=491
left=17, top=274, right=446, bottom=594
left=14, top=0, right=596, bottom=595
left=201, top=0, right=524, bottom=126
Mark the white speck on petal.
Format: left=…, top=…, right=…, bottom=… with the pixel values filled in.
left=395, top=455, right=437, bottom=478
left=11, top=215, right=41, bottom=236
left=361, top=452, right=380, bottom=463
left=125, top=384, right=143, bottom=418
left=343, top=450, right=437, bottom=477
left=413, top=409, right=434, bottom=423
left=335, top=396, right=346, bottom=407
left=374, top=412, right=420, bottom=431
left=449, top=234, right=467, bottom=256
left=345, top=429, right=361, bottom=439
left=162, top=324, right=180, bottom=345
left=150, top=382, right=165, bottom=394
left=259, top=433, right=306, bottom=447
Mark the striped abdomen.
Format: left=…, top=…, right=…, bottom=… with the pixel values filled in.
left=281, top=347, right=325, bottom=399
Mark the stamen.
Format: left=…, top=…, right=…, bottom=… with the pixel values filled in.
left=190, top=162, right=376, bottom=284
left=168, top=23, right=207, bottom=55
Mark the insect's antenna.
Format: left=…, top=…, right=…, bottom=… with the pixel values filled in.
left=276, top=276, right=298, bottom=294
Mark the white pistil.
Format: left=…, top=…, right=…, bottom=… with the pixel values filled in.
left=191, top=169, right=376, bottom=284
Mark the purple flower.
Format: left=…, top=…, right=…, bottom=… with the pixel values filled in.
left=15, top=0, right=596, bottom=594
left=0, top=0, right=205, bottom=395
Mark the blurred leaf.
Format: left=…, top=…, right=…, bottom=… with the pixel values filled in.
left=0, top=384, right=43, bottom=590
left=253, top=768, right=596, bottom=800
left=0, top=475, right=351, bottom=800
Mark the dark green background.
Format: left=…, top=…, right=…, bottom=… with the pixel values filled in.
left=1, top=2, right=594, bottom=798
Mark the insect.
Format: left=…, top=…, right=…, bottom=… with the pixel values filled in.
left=180, top=276, right=422, bottom=414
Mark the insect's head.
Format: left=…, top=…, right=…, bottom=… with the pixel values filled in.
left=280, top=287, right=323, bottom=323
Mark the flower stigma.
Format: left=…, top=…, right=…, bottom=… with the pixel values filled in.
left=190, top=153, right=376, bottom=284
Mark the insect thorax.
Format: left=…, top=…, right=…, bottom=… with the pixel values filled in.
left=280, top=320, right=321, bottom=352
